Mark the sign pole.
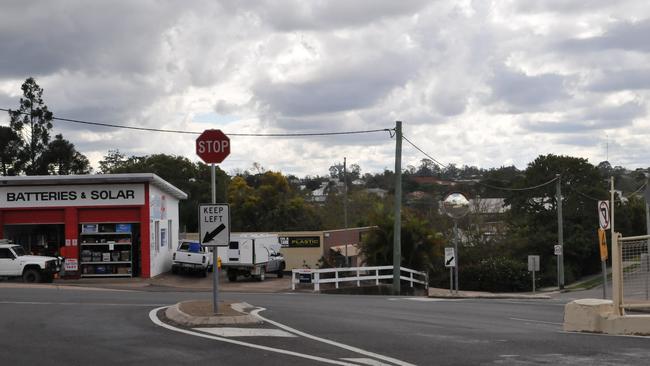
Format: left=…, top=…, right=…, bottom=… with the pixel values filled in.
left=449, top=267, right=453, bottom=294
left=453, top=221, right=459, bottom=294
left=195, top=129, right=230, bottom=316
left=532, top=266, right=536, bottom=294
left=211, top=163, right=219, bottom=314
left=602, top=258, right=608, bottom=299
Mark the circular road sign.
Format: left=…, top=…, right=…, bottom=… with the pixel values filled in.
left=196, top=129, right=230, bottom=164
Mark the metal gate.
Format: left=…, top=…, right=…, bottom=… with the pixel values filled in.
left=612, top=233, right=650, bottom=315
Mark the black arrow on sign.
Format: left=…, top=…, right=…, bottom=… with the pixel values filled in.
left=202, top=223, right=226, bottom=244
left=446, top=256, right=455, bottom=266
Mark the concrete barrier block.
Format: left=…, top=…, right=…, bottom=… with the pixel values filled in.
left=601, top=313, right=650, bottom=336
left=563, top=299, right=613, bottom=333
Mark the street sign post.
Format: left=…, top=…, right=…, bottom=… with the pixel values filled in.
left=196, top=129, right=231, bottom=315
left=196, top=129, right=231, bottom=164
left=444, top=247, right=456, bottom=268
left=199, top=204, right=230, bottom=247
left=598, top=228, right=608, bottom=299
left=528, top=255, right=540, bottom=293
left=554, top=245, right=563, bottom=256
left=598, top=200, right=610, bottom=230
left=445, top=247, right=456, bottom=294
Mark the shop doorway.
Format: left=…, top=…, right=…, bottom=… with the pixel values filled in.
left=4, top=224, right=65, bottom=257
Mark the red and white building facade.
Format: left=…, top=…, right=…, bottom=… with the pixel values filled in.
left=0, top=174, right=187, bottom=278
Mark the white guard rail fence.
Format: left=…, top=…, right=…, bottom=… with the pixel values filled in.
left=291, top=265, right=428, bottom=291
left=612, top=233, right=650, bottom=315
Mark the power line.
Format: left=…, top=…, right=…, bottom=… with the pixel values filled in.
left=402, top=132, right=560, bottom=191
left=626, top=181, right=648, bottom=197
left=566, top=186, right=603, bottom=201
left=475, top=177, right=559, bottom=192
left=402, top=134, right=448, bottom=168
left=1, top=107, right=392, bottom=137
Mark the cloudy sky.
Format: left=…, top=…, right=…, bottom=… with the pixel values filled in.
left=1, top=0, right=649, bottom=177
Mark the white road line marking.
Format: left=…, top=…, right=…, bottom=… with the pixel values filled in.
left=194, top=327, right=296, bottom=337
left=149, top=307, right=360, bottom=366
left=342, top=357, right=396, bottom=366
left=251, top=307, right=416, bottom=366
left=509, top=317, right=562, bottom=325
left=560, top=331, right=650, bottom=339
left=0, top=301, right=167, bottom=307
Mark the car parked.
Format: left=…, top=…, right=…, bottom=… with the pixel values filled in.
left=0, top=240, right=62, bottom=283
left=171, top=240, right=212, bottom=276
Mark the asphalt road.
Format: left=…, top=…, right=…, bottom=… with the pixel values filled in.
left=1, top=285, right=649, bottom=365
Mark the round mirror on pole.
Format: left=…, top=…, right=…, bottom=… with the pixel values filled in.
left=442, top=192, right=470, bottom=294
left=442, top=192, right=470, bottom=219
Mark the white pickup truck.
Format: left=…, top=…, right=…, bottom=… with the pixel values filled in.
left=171, top=240, right=213, bottom=277
left=0, top=240, right=62, bottom=283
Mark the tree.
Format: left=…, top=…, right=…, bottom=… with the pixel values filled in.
left=360, top=206, right=443, bottom=273
left=0, top=126, right=23, bottom=175
left=8, top=77, right=54, bottom=174
left=39, top=134, right=91, bottom=175
left=504, top=154, right=607, bottom=284
left=329, top=161, right=361, bottom=183
left=98, top=149, right=127, bottom=173
left=228, top=171, right=321, bottom=231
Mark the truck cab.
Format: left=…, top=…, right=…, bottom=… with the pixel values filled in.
left=0, top=240, right=62, bottom=283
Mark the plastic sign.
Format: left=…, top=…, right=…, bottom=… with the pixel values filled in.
left=444, top=247, right=456, bottom=267
left=196, top=129, right=231, bottom=164
left=598, top=228, right=608, bottom=261
left=598, top=200, right=610, bottom=230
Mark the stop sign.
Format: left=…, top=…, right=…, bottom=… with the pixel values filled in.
left=196, top=129, right=230, bottom=164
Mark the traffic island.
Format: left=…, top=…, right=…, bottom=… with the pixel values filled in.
left=563, top=299, right=650, bottom=336
left=165, top=300, right=262, bottom=326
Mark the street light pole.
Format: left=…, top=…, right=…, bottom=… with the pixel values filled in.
left=393, top=121, right=402, bottom=295
left=556, top=174, right=564, bottom=290
left=344, top=157, right=348, bottom=267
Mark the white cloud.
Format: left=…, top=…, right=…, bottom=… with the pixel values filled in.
left=1, top=0, right=649, bottom=177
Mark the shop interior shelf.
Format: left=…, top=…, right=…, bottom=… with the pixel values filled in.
left=81, top=274, right=132, bottom=277
left=80, top=232, right=132, bottom=235
left=80, top=242, right=132, bottom=246
left=80, top=261, right=132, bottom=265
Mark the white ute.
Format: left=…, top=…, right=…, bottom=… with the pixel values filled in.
left=0, top=240, right=62, bottom=283
left=171, top=240, right=213, bottom=277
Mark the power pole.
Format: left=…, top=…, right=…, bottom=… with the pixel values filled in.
left=393, top=121, right=402, bottom=295
left=343, top=157, right=348, bottom=267
left=556, top=174, right=565, bottom=289
left=646, top=174, right=649, bottom=240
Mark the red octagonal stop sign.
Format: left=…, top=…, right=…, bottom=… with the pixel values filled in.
left=196, top=129, right=230, bottom=164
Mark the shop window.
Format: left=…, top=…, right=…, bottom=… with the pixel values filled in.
left=160, top=228, right=167, bottom=249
